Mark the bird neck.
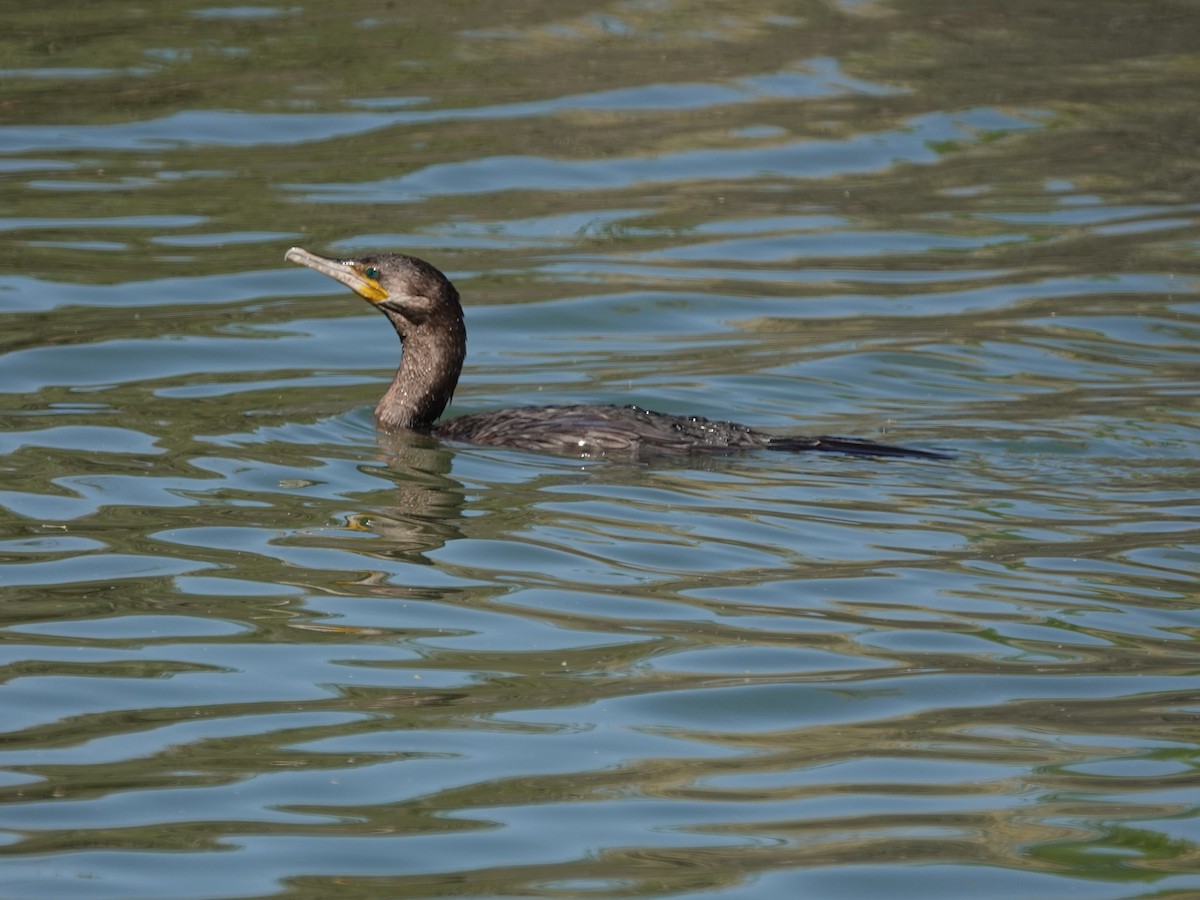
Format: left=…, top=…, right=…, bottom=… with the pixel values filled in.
left=375, top=314, right=466, bottom=433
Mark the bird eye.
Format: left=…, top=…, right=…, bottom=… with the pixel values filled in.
left=365, top=266, right=380, bottom=280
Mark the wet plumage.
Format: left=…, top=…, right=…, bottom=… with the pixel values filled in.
left=284, top=247, right=948, bottom=461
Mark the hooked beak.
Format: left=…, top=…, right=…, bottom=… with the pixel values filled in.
left=285, top=247, right=389, bottom=304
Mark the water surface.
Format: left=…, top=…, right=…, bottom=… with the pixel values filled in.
left=1, top=2, right=1198, bottom=898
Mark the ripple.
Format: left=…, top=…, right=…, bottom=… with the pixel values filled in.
left=1, top=4, right=1198, bottom=899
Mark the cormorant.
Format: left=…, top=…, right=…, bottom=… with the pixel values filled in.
left=285, top=247, right=948, bottom=460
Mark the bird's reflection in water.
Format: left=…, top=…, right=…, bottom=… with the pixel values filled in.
left=347, top=430, right=469, bottom=563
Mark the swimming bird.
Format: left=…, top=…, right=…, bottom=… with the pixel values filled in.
left=285, top=247, right=948, bottom=460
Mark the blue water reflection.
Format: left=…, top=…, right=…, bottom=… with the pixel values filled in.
left=1, top=1, right=1198, bottom=898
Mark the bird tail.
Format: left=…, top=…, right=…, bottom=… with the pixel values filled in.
left=765, top=434, right=952, bottom=460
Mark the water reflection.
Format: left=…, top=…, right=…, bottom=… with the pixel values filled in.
left=1, top=0, right=1199, bottom=898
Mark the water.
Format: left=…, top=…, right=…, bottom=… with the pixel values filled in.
left=2, top=2, right=1198, bottom=898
